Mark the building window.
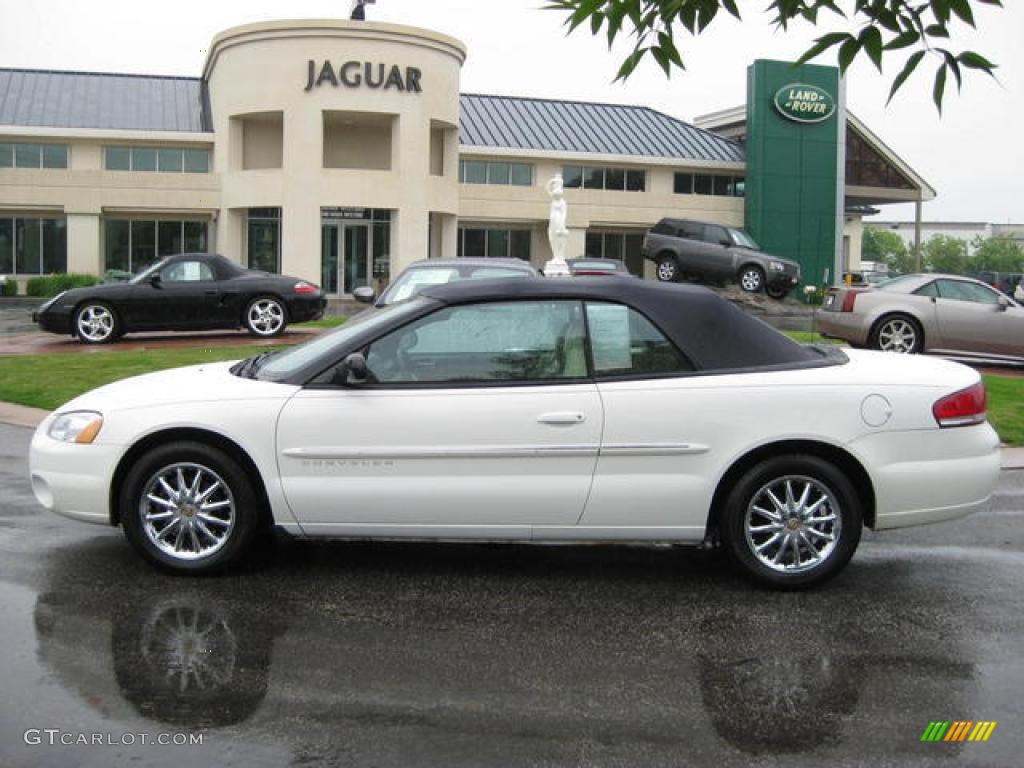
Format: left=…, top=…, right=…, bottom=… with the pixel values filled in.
left=562, top=165, right=645, bottom=192
left=584, top=231, right=645, bottom=275
left=104, top=146, right=211, bottom=173
left=0, top=217, right=66, bottom=274
left=675, top=172, right=744, bottom=198
left=104, top=219, right=209, bottom=273
left=457, top=227, right=531, bottom=260
left=248, top=208, right=281, bottom=274
left=459, top=160, right=533, bottom=186
left=0, top=143, right=68, bottom=169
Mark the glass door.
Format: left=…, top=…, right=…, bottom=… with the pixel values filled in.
left=321, top=221, right=371, bottom=296
left=342, top=224, right=370, bottom=294
left=321, top=224, right=339, bottom=294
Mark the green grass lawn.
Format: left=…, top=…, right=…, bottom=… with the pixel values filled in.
left=301, top=315, right=348, bottom=329
left=0, top=340, right=1021, bottom=445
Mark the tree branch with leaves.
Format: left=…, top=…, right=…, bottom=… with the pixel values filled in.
left=544, top=0, right=1001, bottom=111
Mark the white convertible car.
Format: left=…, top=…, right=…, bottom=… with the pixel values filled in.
left=29, top=278, right=1001, bottom=588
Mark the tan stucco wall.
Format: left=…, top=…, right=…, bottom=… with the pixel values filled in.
left=0, top=130, right=218, bottom=276
left=204, top=19, right=466, bottom=285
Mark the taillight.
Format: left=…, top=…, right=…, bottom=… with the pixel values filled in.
left=293, top=281, right=318, bottom=294
left=840, top=290, right=864, bottom=312
left=932, top=381, right=987, bottom=428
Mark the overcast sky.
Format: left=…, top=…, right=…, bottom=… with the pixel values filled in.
left=1, top=0, right=1020, bottom=223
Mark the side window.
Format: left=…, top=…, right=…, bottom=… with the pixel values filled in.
left=704, top=225, right=728, bottom=245
left=913, top=281, right=939, bottom=298
left=365, top=301, right=587, bottom=384
left=585, top=302, right=693, bottom=377
left=161, top=260, right=214, bottom=282
left=936, top=279, right=1000, bottom=304
left=677, top=222, right=703, bottom=241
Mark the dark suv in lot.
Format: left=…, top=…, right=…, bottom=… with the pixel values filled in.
left=641, top=218, right=801, bottom=299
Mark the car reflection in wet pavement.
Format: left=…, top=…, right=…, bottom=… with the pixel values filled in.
left=2, top=424, right=1023, bottom=767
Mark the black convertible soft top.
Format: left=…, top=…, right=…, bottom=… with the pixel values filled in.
left=419, top=277, right=822, bottom=371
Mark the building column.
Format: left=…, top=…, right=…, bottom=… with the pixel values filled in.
left=439, top=212, right=458, bottom=259
left=66, top=214, right=101, bottom=276
left=566, top=227, right=587, bottom=262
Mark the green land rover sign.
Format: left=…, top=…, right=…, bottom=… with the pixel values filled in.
left=773, top=83, right=836, bottom=124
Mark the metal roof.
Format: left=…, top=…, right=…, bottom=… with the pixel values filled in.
left=459, top=93, right=744, bottom=163
left=0, top=68, right=742, bottom=163
left=0, top=68, right=210, bottom=133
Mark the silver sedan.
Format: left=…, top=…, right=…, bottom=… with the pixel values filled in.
left=819, top=273, right=1024, bottom=361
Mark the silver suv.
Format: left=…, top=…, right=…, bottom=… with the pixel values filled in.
left=642, top=218, right=801, bottom=299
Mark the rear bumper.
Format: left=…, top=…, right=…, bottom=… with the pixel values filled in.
left=851, top=423, right=1002, bottom=531
left=817, top=311, right=872, bottom=346
left=288, top=296, right=327, bottom=324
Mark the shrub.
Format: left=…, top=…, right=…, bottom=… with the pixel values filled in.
left=25, top=273, right=99, bottom=298
left=0, top=277, right=17, bottom=297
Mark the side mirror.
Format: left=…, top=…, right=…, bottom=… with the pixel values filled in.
left=149, top=274, right=163, bottom=287
left=719, top=239, right=732, bottom=247
left=332, top=352, right=369, bottom=386
left=997, top=296, right=1011, bottom=312
left=352, top=286, right=376, bottom=305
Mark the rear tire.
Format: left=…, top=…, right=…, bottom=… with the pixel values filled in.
left=120, top=441, right=263, bottom=574
left=869, top=314, right=923, bottom=354
left=721, top=455, right=862, bottom=589
left=244, top=296, right=287, bottom=338
left=656, top=255, right=681, bottom=283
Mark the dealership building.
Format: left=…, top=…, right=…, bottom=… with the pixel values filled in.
left=0, top=19, right=934, bottom=296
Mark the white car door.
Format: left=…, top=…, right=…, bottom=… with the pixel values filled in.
left=276, top=299, right=602, bottom=533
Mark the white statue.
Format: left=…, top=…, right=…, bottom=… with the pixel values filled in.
left=544, top=175, right=571, bottom=277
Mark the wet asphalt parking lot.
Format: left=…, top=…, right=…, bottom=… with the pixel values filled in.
left=0, top=422, right=1022, bottom=767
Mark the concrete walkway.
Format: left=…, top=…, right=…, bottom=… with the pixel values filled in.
left=1, top=399, right=1020, bottom=469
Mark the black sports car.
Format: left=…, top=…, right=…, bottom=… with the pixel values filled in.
left=32, top=253, right=327, bottom=344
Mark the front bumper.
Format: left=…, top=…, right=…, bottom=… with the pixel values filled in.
left=30, top=421, right=123, bottom=526
left=32, top=307, right=73, bottom=335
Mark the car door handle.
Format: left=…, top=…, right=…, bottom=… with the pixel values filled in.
left=537, top=412, right=586, bottom=425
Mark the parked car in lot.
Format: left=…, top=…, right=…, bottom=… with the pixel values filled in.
left=642, top=218, right=801, bottom=298
left=565, top=258, right=634, bottom=277
left=30, top=278, right=1000, bottom=588
left=32, top=253, right=326, bottom=344
left=819, top=273, right=1024, bottom=361
left=357, top=257, right=538, bottom=306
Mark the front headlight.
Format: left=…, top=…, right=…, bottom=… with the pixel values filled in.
left=769, top=261, right=786, bottom=272
left=48, top=411, right=103, bottom=444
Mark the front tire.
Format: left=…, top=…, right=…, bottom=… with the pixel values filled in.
left=244, top=296, right=287, bottom=337
left=120, top=442, right=263, bottom=574
left=74, top=302, right=120, bottom=344
left=765, top=284, right=789, bottom=300
left=656, top=254, right=681, bottom=282
left=870, top=314, right=923, bottom=354
left=738, top=266, right=766, bottom=293
left=721, top=455, right=862, bottom=589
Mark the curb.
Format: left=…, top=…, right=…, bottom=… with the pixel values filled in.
left=1, top=400, right=1021, bottom=470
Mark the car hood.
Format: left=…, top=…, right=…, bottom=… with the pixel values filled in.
left=54, top=361, right=301, bottom=416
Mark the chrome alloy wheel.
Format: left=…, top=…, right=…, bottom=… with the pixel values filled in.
left=877, top=318, right=917, bottom=353
left=740, top=268, right=764, bottom=292
left=76, top=305, right=115, bottom=342
left=139, top=463, right=236, bottom=561
left=247, top=299, right=284, bottom=336
left=657, top=259, right=678, bottom=281
left=743, top=475, right=842, bottom=574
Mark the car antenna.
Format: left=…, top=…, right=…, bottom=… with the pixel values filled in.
left=350, top=0, right=376, bottom=21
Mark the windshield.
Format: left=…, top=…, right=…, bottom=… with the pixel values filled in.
left=129, top=258, right=171, bottom=284
left=255, top=297, right=430, bottom=380
left=381, top=265, right=529, bottom=305
left=727, top=228, right=760, bottom=249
